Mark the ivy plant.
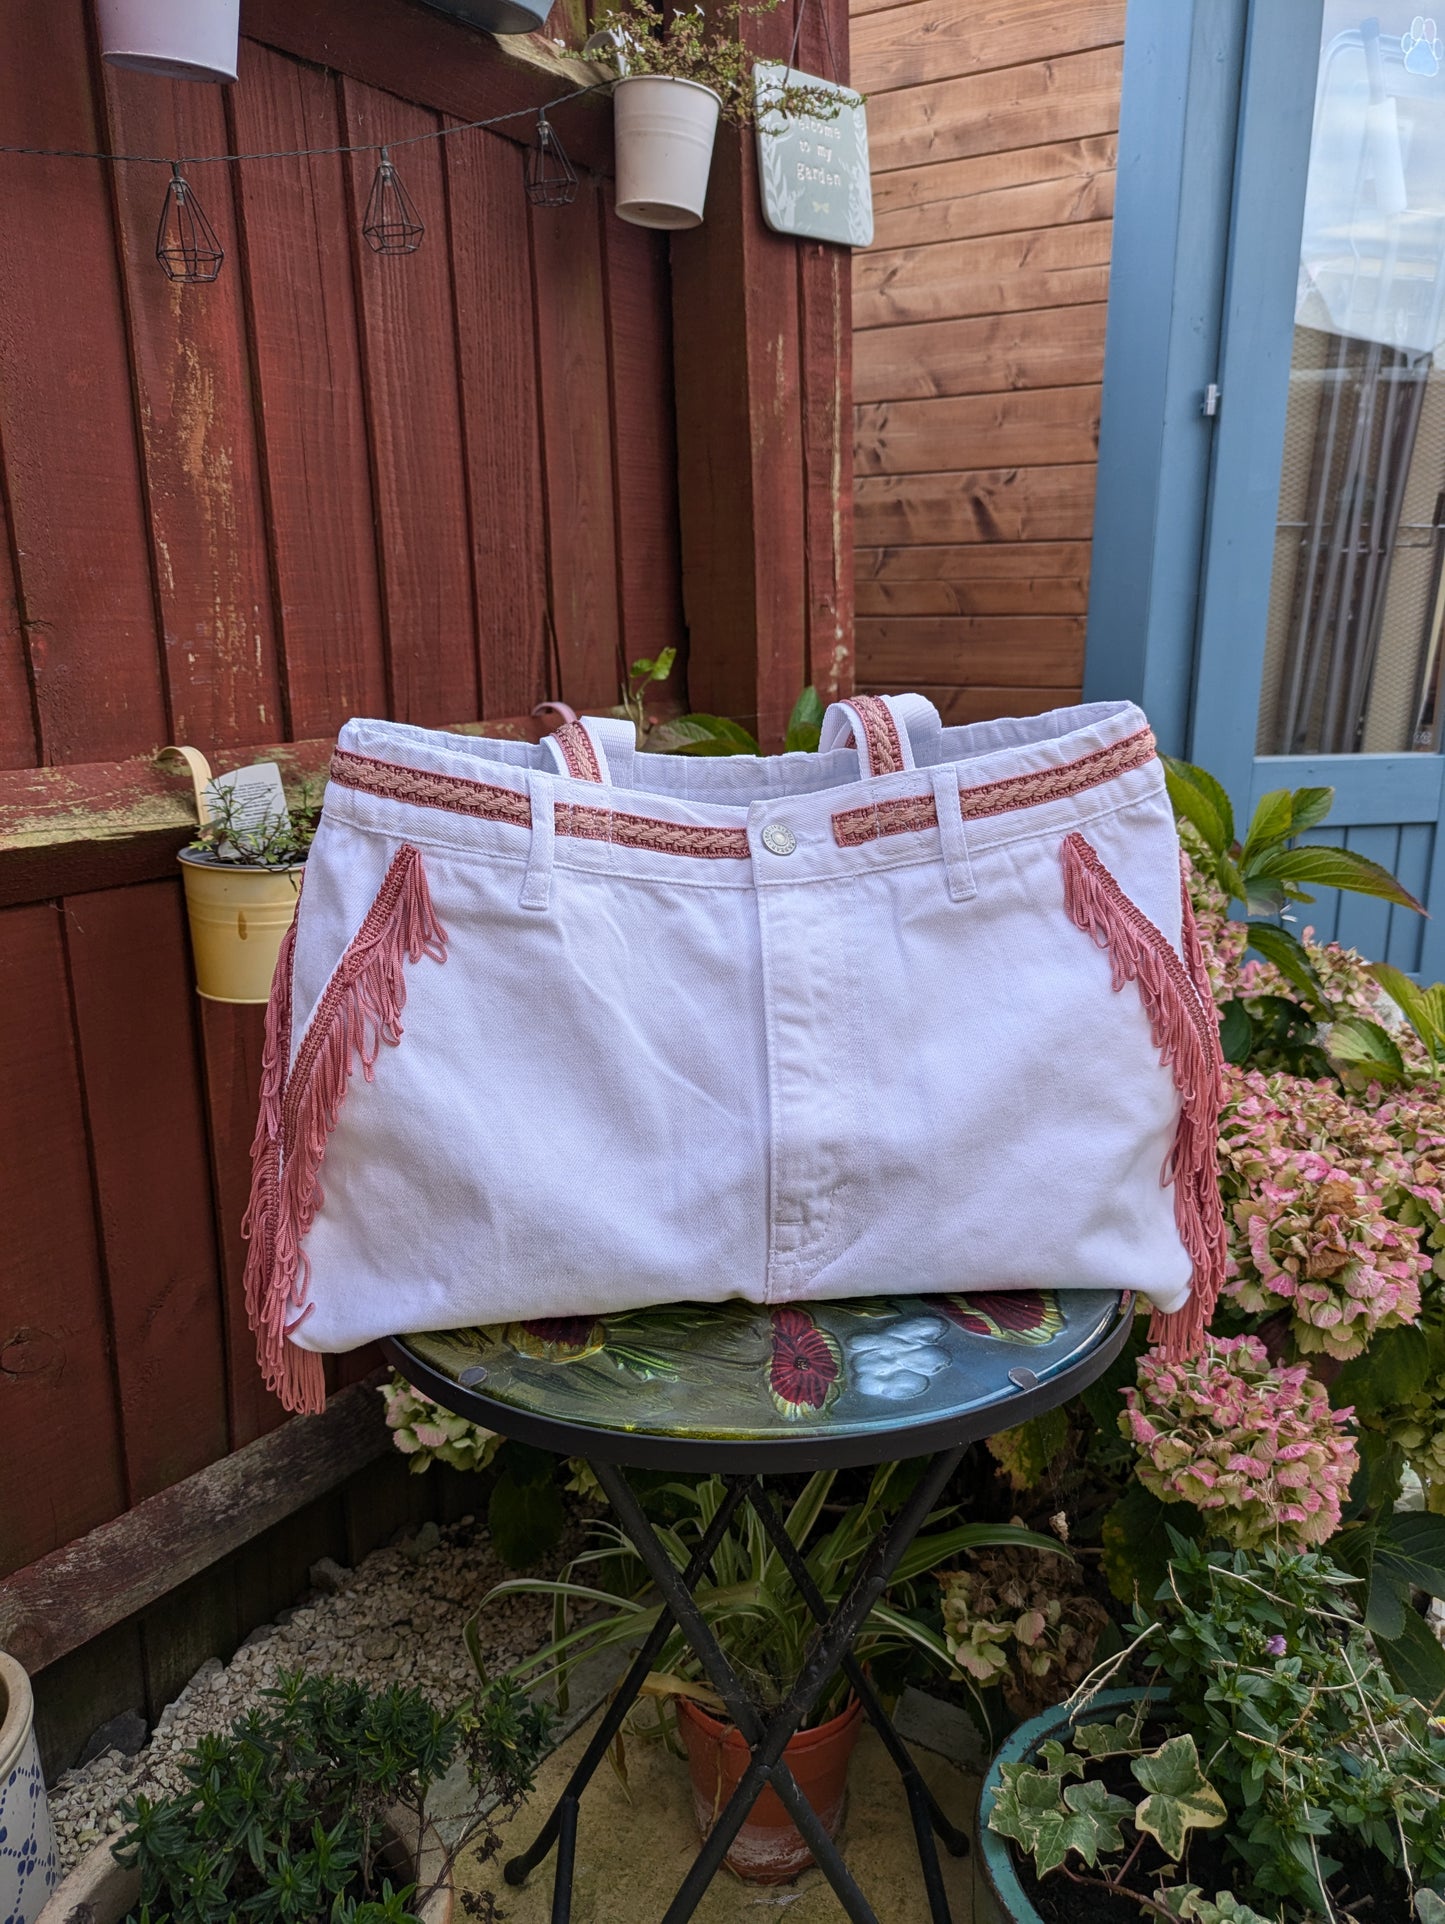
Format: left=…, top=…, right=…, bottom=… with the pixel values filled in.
left=989, top=1540, right=1445, bottom=1920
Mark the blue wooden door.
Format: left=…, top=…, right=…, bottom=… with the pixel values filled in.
left=1090, top=0, right=1445, bottom=978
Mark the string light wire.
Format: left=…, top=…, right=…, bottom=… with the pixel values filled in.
left=0, top=78, right=613, bottom=170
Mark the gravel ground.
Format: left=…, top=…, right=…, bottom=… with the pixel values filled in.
left=46, top=1514, right=583, bottom=1874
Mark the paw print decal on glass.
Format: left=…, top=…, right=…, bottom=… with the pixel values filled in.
left=846, top=1314, right=952, bottom=1401
left=1402, top=15, right=1443, bottom=75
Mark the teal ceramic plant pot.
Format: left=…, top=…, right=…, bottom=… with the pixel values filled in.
left=976, top=1688, right=1158, bottom=1924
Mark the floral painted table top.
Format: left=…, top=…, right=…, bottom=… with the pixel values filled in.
left=397, top=1289, right=1131, bottom=1448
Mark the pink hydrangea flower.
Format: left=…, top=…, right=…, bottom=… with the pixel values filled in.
left=1217, top=1071, right=1430, bottom=1359
left=1121, top=1335, right=1358, bottom=1549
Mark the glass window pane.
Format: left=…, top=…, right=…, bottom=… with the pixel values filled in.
left=1259, top=9, right=1445, bottom=755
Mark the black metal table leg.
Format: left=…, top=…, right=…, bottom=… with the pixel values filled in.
left=390, top=1288, right=1133, bottom=1922
left=550, top=1795, right=577, bottom=1924
left=749, top=1479, right=971, bottom=1857
left=595, top=1447, right=969, bottom=1924
left=504, top=1476, right=751, bottom=1888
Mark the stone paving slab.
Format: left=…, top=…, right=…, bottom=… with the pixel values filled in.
left=460, top=1705, right=985, bottom=1922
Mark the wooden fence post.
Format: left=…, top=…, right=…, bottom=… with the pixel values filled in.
left=669, top=0, right=853, bottom=749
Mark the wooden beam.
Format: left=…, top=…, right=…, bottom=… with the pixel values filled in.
left=866, top=43, right=1123, bottom=176
left=0, top=715, right=547, bottom=907
left=670, top=0, right=852, bottom=746
left=871, top=161, right=1114, bottom=253
left=853, top=221, right=1113, bottom=331
left=240, top=0, right=615, bottom=174
left=0, top=1375, right=390, bottom=1673
left=857, top=614, right=1085, bottom=686
left=851, top=0, right=1125, bottom=97
left=859, top=681, right=1083, bottom=726
left=853, top=302, right=1108, bottom=405
left=854, top=464, right=1097, bottom=547
left=854, top=387, right=1101, bottom=477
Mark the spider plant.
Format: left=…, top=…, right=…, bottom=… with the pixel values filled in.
left=466, top=1463, right=1059, bottom=1732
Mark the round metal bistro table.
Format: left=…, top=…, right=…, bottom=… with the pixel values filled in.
left=384, top=1286, right=1132, bottom=1924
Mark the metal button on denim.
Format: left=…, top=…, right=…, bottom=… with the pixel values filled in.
left=761, top=823, right=797, bottom=856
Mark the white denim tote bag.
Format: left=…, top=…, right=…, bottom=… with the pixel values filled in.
left=243, top=693, right=1225, bottom=1412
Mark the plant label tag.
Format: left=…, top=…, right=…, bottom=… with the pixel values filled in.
left=754, top=63, right=872, bottom=248
left=203, top=762, right=292, bottom=850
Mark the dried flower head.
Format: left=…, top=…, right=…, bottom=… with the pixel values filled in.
left=939, top=1542, right=1109, bottom=1717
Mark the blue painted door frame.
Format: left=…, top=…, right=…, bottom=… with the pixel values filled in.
left=1086, top=0, right=1445, bottom=977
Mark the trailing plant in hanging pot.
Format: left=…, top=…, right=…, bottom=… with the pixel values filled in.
left=168, top=753, right=321, bottom=1006
left=97, top=0, right=240, bottom=84
left=585, top=0, right=855, bottom=229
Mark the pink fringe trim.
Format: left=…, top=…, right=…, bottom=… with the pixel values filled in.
left=1061, top=833, right=1226, bottom=1360
left=242, top=844, right=447, bottom=1415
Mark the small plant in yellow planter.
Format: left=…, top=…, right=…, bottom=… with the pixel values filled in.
left=177, top=779, right=319, bottom=1005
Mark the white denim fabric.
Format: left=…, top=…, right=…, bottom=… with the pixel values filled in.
left=280, top=694, right=1197, bottom=1353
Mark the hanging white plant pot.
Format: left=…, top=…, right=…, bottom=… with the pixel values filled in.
left=613, top=75, right=722, bottom=230
left=97, top=0, right=240, bottom=84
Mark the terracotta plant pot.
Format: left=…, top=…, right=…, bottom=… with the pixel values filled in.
left=676, top=1693, right=864, bottom=1882
left=36, top=1808, right=453, bottom=1924
left=0, top=1651, right=60, bottom=1924
left=96, top=0, right=240, bottom=82
left=177, top=851, right=302, bottom=1004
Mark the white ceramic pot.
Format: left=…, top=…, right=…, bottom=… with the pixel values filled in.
left=613, top=75, right=723, bottom=230
left=97, top=0, right=240, bottom=83
left=0, top=1653, right=59, bottom=1924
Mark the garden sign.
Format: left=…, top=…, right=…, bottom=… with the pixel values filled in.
left=753, top=63, right=873, bottom=248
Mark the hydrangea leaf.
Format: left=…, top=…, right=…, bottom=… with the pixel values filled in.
left=985, top=1405, right=1069, bottom=1491
left=1131, top=1735, right=1228, bottom=1859
left=1163, top=756, right=1234, bottom=855
left=1240, top=786, right=1296, bottom=863
left=1072, top=1712, right=1147, bottom=1759
left=1415, top=1892, right=1445, bottom=1924
left=1325, top=1015, right=1407, bottom=1083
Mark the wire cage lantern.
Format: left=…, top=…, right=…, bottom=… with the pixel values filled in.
left=155, top=163, right=224, bottom=283
left=525, top=113, right=578, bottom=208
left=362, top=148, right=425, bottom=255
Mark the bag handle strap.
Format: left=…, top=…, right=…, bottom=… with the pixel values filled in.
left=819, top=693, right=941, bottom=777
left=542, top=715, right=636, bottom=786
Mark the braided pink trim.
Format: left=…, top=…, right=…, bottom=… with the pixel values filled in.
left=847, top=695, right=906, bottom=776
left=329, top=750, right=750, bottom=859
left=832, top=726, right=1158, bottom=847
left=330, top=726, right=1158, bottom=864
left=550, top=720, right=604, bottom=782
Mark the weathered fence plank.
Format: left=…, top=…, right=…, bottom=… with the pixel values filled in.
left=0, top=1376, right=391, bottom=1673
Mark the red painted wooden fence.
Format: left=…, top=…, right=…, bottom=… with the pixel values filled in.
left=0, top=0, right=852, bottom=1587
